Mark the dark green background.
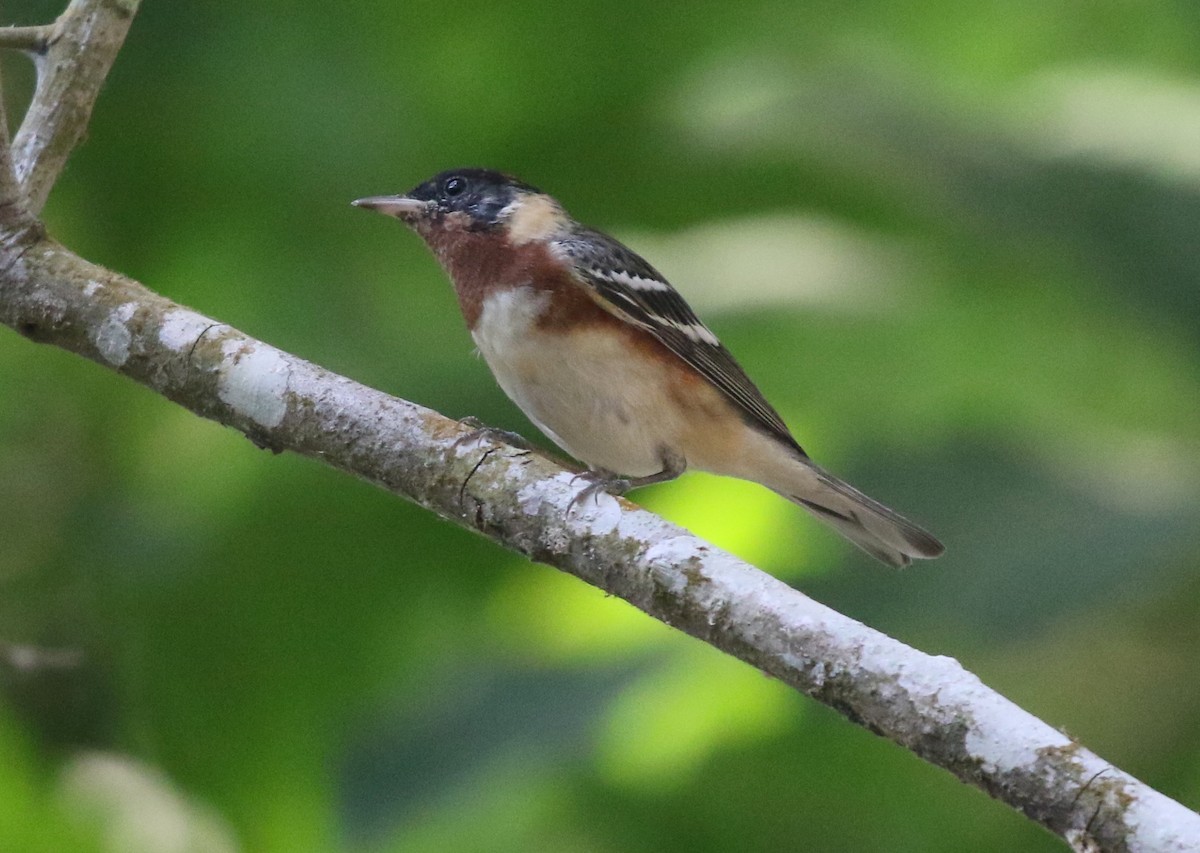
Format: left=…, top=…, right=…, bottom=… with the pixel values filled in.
left=2, top=1, right=1199, bottom=850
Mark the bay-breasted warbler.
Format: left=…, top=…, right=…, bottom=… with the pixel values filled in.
left=354, top=169, right=943, bottom=567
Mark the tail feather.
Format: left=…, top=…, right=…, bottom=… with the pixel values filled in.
left=780, top=463, right=944, bottom=568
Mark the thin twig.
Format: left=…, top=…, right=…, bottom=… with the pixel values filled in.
left=0, top=26, right=53, bottom=54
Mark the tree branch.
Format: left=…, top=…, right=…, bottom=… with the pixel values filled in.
left=0, top=26, right=52, bottom=54
left=7, top=0, right=140, bottom=214
left=0, top=2, right=1198, bottom=851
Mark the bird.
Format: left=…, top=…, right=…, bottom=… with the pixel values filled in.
left=353, top=168, right=943, bottom=567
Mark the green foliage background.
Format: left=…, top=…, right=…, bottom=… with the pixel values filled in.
left=2, top=1, right=1199, bottom=850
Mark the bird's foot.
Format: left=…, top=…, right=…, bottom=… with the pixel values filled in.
left=453, top=416, right=534, bottom=452
left=567, top=470, right=632, bottom=516
left=565, top=450, right=686, bottom=516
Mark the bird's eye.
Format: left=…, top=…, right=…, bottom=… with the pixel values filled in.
left=442, top=177, right=466, bottom=198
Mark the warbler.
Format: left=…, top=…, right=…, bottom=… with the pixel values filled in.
left=354, top=169, right=943, bottom=567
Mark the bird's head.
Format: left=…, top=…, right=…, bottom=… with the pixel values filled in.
left=354, top=168, right=567, bottom=245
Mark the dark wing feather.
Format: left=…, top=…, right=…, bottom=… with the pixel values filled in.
left=553, top=226, right=804, bottom=455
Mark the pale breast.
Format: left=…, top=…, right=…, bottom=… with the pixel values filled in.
left=470, top=287, right=692, bottom=476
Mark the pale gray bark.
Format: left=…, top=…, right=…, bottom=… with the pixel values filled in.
left=0, top=3, right=1197, bottom=851
left=9, top=0, right=140, bottom=214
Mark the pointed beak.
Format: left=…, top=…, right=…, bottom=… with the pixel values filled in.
left=351, top=195, right=430, bottom=221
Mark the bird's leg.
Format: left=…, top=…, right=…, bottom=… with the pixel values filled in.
left=568, top=448, right=686, bottom=514
left=623, top=448, right=688, bottom=490
left=453, top=416, right=534, bottom=452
